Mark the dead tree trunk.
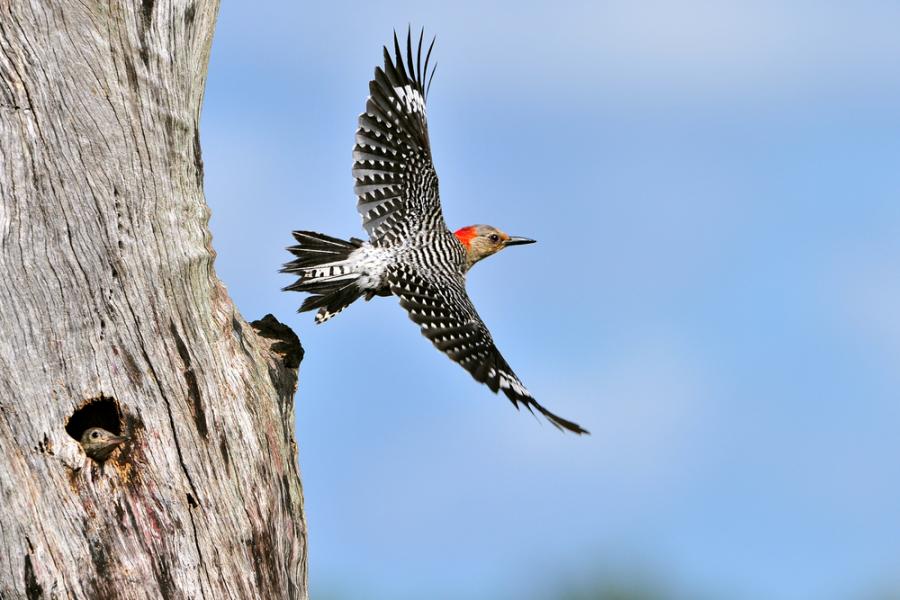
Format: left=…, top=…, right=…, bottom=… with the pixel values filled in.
left=0, top=1, right=307, bottom=598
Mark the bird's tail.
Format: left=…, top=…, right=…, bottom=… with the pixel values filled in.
left=282, top=231, right=366, bottom=324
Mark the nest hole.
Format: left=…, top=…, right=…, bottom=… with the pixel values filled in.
left=66, top=396, right=122, bottom=442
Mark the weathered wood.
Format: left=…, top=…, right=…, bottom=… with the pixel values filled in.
left=0, top=1, right=307, bottom=598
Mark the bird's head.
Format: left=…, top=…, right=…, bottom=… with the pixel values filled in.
left=80, top=427, right=127, bottom=462
left=454, top=225, right=536, bottom=268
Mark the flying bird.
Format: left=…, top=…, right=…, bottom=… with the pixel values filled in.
left=283, top=30, right=587, bottom=434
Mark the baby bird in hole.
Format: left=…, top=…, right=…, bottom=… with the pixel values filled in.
left=80, top=427, right=127, bottom=462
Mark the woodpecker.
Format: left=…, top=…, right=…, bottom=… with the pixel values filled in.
left=283, top=30, right=588, bottom=434
left=80, top=427, right=127, bottom=462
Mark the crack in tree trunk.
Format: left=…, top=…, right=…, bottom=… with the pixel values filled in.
left=0, top=0, right=308, bottom=597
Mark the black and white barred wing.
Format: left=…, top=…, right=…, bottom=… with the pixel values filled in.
left=353, top=30, right=445, bottom=246
left=389, top=266, right=589, bottom=434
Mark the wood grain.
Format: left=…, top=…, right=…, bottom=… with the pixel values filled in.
left=0, top=0, right=307, bottom=597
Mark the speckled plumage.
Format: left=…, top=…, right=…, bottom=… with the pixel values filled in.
left=283, top=30, right=587, bottom=434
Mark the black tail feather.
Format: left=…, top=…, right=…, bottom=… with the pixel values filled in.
left=282, top=231, right=363, bottom=271
left=282, top=231, right=365, bottom=323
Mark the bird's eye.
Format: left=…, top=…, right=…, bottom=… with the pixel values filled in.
left=489, top=234, right=500, bottom=243
left=91, top=431, right=99, bottom=439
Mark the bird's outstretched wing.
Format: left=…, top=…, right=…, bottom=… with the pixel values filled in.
left=389, top=265, right=589, bottom=434
left=353, top=29, right=446, bottom=246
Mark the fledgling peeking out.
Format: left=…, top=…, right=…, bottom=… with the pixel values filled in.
left=80, top=427, right=127, bottom=462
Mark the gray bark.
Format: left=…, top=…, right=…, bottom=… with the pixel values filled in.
left=0, top=1, right=307, bottom=598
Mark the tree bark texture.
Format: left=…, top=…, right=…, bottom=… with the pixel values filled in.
left=0, top=1, right=307, bottom=598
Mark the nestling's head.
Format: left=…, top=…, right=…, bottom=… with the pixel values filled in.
left=80, top=427, right=127, bottom=462
left=454, top=225, right=536, bottom=269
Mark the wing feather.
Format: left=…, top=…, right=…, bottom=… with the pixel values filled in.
left=389, top=266, right=589, bottom=434
left=353, top=29, right=444, bottom=245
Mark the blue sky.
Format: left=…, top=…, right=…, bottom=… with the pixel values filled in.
left=202, top=2, right=900, bottom=598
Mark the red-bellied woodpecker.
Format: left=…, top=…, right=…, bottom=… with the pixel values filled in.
left=80, top=427, right=127, bottom=462
left=283, top=30, right=588, bottom=434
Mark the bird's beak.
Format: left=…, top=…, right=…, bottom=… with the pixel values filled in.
left=109, top=435, right=127, bottom=445
left=505, top=236, right=536, bottom=246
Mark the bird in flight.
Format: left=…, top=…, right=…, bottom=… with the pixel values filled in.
left=283, top=29, right=587, bottom=434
